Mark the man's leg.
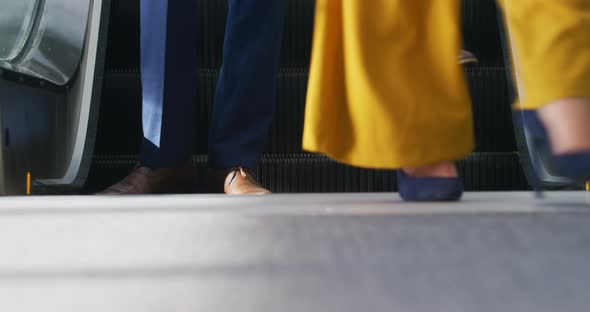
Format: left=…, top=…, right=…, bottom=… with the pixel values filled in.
left=207, top=0, right=286, bottom=194
left=100, top=0, right=198, bottom=194
left=499, top=0, right=590, bottom=182
left=140, top=0, right=198, bottom=168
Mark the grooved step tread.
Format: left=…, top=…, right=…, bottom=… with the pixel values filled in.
left=105, top=0, right=504, bottom=71
left=83, top=152, right=529, bottom=193
left=95, top=67, right=516, bottom=156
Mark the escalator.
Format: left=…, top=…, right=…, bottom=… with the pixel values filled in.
left=0, top=0, right=110, bottom=194
left=0, top=0, right=580, bottom=194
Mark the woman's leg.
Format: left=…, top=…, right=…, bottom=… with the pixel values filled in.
left=303, top=0, right=473, bottom=171
left=500, top=0, right=590, bottom=154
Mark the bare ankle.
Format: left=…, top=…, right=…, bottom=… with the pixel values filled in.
left=538, top=98, right=590, bottom=154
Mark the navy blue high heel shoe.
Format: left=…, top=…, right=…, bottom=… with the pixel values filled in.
left=397, top=170, right=464, bottom=202
left=520, top=110, right=590, bottom=182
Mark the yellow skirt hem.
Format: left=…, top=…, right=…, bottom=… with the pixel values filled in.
left=302, top=143, right=474, bottom=171
left=515, top=87, right=590, bottom=110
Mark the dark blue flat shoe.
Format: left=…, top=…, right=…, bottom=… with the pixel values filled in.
left=521, top=110, right=590, bottom=181
left=397, top=170, right=464, bottom=202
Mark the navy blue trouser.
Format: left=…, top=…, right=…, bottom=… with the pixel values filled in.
left=140, top=0, right=286, bottom=169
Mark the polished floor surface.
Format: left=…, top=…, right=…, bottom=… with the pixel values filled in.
left=0, top=192, right=589, bottom=311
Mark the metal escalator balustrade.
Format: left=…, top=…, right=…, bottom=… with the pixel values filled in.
left=0, top=0, right=38, bottom=61
left=0, top=0, right=92, bottom=85
left=84, top=153, right=528, bottom=194
left=1, top=0, right=111, bottom=195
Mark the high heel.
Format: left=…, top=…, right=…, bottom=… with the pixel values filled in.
left=520, top=110, right=590, bottom=181
left=396, top=170, right=464, bottom=202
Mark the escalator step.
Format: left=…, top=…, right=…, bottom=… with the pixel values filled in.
left=467, top=66, right=516, bottom=152
left=104, top=0, right=504, bottom=71
left=104, top=0, right=140, bottom=72
left=84, top=152, right=529, bottom=193
left=104, top=0, right=314, bottom=71
left=462, top=0, right=504, bottom=66
left=96, top=66, right=516, bottom=156
left=95, top=72, right=142, bottom=155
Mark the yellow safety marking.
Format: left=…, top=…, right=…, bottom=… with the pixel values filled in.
left=26, top=172, right=31, bottom=195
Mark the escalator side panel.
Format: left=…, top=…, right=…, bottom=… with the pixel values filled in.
left=33, top=0, right=112, bottom=194
left=0, top=80, right=64, bottom=194
left=0, top=0, right=92, bottom=85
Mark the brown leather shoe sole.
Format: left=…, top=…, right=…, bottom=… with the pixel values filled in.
left=97, top=162, right=195, bottom=195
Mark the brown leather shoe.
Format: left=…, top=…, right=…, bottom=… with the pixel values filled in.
left=210, top=167, right=270, bottom=195
left=459, top=50, right=478, bottom=65
left=97, top=162, right=194, bottom=195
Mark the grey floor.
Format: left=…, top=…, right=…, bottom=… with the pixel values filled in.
left=0, top=192, right=589, bottom=312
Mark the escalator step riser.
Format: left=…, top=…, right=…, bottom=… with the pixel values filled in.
left=105, top=0, right=503, bottom=71
left=96, top=67, right=516, bottom=156
left=461, top=0, right=504, bottom=65
left=84, top=153, right=529, bottom=193
left=467, top=67, right=516, bottom=152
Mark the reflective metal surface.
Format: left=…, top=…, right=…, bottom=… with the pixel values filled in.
left=0, top=0, right=91, bottom=85
left=35, top=0, right=107, bottom=192
left=0, top=0, right=38, bottom=60
left=0, top=0, right=108, bottom=195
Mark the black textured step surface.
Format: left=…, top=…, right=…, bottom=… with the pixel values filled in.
left=95, top=66, right=515, bottom=156
left=462, top=0, right=504, bottom=66
left=105, top=0, right=314, bottom=71
left=83, top=153, right=529, bottom=193
left=104, top=0, right=503, bottom=71
left=467, top=66, right=516, bottom=152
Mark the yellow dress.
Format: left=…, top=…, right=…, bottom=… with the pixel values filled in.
left=302, top=0, right=590, bottom=170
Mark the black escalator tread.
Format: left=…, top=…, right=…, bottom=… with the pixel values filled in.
left=192, top=69, right=217, bottom=154
left=273, top=67, right=517, bottom=154
left=192, top=66, right=517, bottom=153
left=258, top=153, right=528, bottom=192
left=104, top=0, right=314, bottom=71
left=104, top=0, right=140, bottom=72
left=95, top=69, right=307, bottom=155
left=97, top=66, right=516, bottom=156
left=462, top=0, right=504, bottom=65
left=83, top=152, right=529, bottom=193
left=281, top=0, right=315, bottom=68
left=104, top=0, right=503, bottom=71
left=269, top=69, right=308, bottom=154
left=466, top=66, right=516, bottom=152
left=195, top=0, right=227, bottom=72
left=94, top=72, right=143, bottom=156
